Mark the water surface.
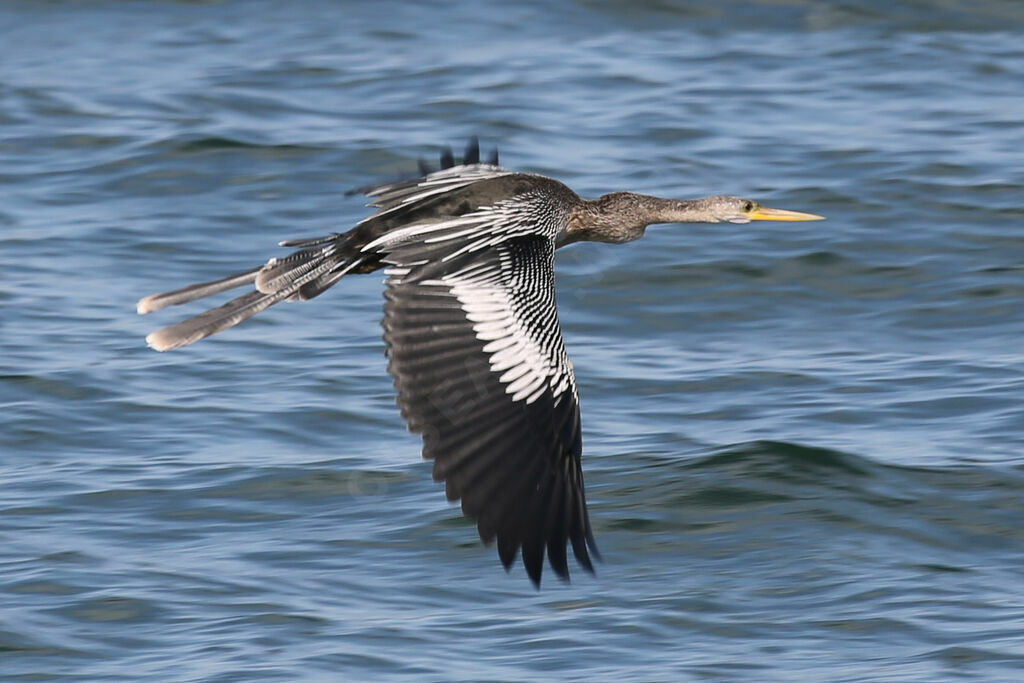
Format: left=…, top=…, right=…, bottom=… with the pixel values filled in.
left=3, top=1, right=1024, bottom=679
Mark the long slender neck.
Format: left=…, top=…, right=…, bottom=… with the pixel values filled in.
left=564, top=192, right=707, bottom=245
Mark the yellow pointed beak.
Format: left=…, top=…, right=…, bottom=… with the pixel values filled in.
left=748, top=206, right=825, bottom=222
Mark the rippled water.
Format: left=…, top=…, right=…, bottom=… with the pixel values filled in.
left=3, top=0, right=1024, bottom=679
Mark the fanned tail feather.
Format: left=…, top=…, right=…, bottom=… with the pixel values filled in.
left=254, top=245, right=338, bottom=294
left=139, top=137, right=500, bottom=352
left=139, top=239, right=357, bottom=351
left=294, top=260, right=362, bottom=301
left=136, top=268, right=260, bottom=314
left=146, top=288, right=293, bottom=352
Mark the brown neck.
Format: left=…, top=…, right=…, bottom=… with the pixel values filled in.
left=565, top=192, right=705, bottom=245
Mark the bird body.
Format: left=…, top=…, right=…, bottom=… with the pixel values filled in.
left=138, top=140, right=823, bottom=586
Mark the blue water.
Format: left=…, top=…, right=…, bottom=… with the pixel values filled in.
left=3, top=1, right=1024, bottom=680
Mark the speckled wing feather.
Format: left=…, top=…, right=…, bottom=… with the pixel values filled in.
left=284, top=163, right=514, bottom=249
left=376, top=229, right=598, bottom=586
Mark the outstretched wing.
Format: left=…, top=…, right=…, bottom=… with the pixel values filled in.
left=378, top=230, right=598, bottom=586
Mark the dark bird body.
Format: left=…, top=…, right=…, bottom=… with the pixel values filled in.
left=138, top=140, right=823, bottom=586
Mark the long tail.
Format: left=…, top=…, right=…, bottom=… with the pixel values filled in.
left=137, top=240, right=361, bottom=352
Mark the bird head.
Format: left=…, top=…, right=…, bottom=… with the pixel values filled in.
left=698, top=195, right=825, bottom=224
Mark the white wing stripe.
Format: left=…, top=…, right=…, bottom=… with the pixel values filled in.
left=363, top=217, right=481, bottom=252
left=445, top=260, right=570, bottom=403
left=377, top=179, right=577, bottom=407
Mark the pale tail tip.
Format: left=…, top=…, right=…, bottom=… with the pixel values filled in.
left=137, top=295, right=160, bottom=315
left=145, top=330, right=176, bottom=352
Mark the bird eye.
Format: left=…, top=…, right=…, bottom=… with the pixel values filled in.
left=743, top=201, right=755, bottom=212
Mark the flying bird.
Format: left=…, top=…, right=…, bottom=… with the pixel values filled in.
left=138, top=139, right=824, bottom=586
